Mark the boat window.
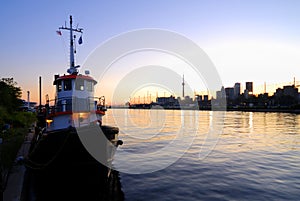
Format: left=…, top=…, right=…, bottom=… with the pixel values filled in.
left=64, top=79, right=72, bottom=91
left=75, top=79, right=84, bottom=91
left=57, top=80, right=62, bottom=92
left=86, top=81, right=94, bottom=92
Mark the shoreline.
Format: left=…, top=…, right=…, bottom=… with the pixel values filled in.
left=112, top=106, right=300, bottom=114
left=225, top=107, right=300, bottom=114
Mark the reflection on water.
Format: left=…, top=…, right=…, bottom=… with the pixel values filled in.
left=103, top=109, right=300, bottom=200
left=220, top=112, right=300, bottom=153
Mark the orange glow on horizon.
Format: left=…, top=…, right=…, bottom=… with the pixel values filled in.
left=21, top=78, right=299, bottom=106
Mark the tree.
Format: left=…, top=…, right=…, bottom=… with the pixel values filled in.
left=0, top=78, right=23, bottom=113
left=0, top=78, right=36, bottom=196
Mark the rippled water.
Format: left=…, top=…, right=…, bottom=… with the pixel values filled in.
left=103, top=109, right=300, bottom=200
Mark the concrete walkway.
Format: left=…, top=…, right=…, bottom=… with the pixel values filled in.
left=3, top=132, right=33, bottom=201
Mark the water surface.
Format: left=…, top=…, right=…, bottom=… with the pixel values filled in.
left=103, top=109, right=300, bottom=200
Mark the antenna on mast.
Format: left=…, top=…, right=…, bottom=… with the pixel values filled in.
left=58, top=15, right=83, bottom=75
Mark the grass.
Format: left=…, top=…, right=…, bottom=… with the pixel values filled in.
left=0, top=128, right=26, bottom=169
left=0, top=128, right=27, bottom=193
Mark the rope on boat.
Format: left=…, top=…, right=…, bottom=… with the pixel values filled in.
left=24, top=126, right=121, bottom=170
left=24, top=128, right=73, bottom=170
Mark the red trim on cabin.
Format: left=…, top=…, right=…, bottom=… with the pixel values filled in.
left=53, top=74, right=97, bottom=85
left=47, top=111, right=73, bottom=118
left=58, top=74, right=95, bottom=81
left=96, top=110, right=106, bottom=115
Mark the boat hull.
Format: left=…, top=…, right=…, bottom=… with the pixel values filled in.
left=26, top=125, right=119, bottom=171
left=22, top=125, right=122, bottom=200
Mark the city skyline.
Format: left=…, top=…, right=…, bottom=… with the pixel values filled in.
left=128, top=78, right=300, bottom=105
left=1, top=1, right=300, bottom=104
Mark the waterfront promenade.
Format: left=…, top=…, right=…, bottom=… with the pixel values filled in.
left=3, top=131, right=33, bottom=201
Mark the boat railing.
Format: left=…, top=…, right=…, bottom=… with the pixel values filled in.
left=45, top=96, right=106, bottom=115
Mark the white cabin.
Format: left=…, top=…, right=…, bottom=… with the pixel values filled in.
left=45, top=73, right=105, bottom=131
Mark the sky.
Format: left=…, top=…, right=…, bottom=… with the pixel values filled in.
left=1, top=0, right=300, bottom=104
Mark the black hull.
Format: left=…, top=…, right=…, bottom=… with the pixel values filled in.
left=26, top=125, right=119, bottom=170
left=22, top=125, right=124, bottom=201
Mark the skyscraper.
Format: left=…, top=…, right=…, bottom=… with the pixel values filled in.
left=246, top=82, right=253, bottom=93
left=234, top=83, right=241, bottom=98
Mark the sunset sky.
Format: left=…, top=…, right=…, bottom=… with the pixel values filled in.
left=1, top=1, right=300, bottom=104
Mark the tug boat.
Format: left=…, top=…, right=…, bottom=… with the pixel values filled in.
left=23, top=16, right=124, bottom=201
left=25, top=16, right=122, bottom=175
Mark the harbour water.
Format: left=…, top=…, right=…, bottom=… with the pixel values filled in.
left=103, top=109, right=300, bottom=200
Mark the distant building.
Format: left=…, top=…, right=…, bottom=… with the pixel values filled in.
left=195, top=95, right=202, bottom=102
left=283, top=85, right=298, bottom=97
left=244, top=89, right=249, bottom=99
left=198, top=95, right=210, bottom=108
left=21, top=100, right=37, bottom=112
left=273, top=85, right=299, bottom=106
left=184, top=96, right=193, bottom=104
left=234, top=83, right=241, bottom=98
left=246, top=82, right=253, bottom=93
left=216, top=91, right=222, bottom=99
left=216, top=86, right=226, bottom=100
left=225, top=87, right=234, bottom=100
left=156, top=95, right=176, bottom=105
left=275, top=85, right=298, bottom=98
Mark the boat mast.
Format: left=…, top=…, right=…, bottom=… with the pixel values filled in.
left=59, top=15, right=83, bottom=74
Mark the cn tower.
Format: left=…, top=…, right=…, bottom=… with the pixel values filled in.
left=182, top=74, right=185, bottom=98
